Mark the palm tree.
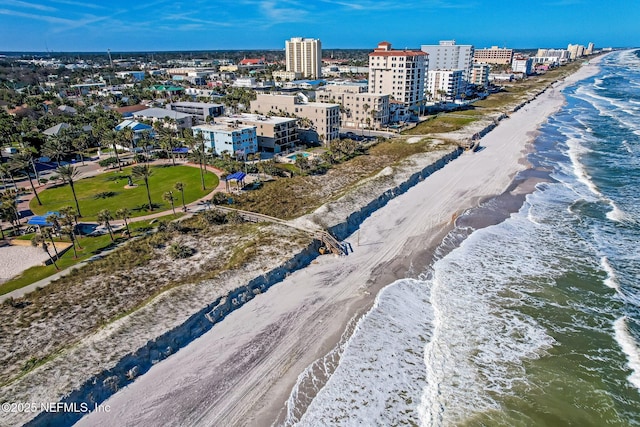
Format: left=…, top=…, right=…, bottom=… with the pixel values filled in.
left=362, top=103, right=370, bottom=135
left=44, top=213, right=61, bottom=258
left=163, top=191, right=176, bottom=215
left=43, top=133, right=72, bottom=166
left=11, top=151, right=42, bottom=206
left=0, top=163, right=17, bottom=189
left=131, top=165, right=153, bottom=211
left=60, top=206, right=82, bottom=251
left=174, top=182, right=186, bottom=211
left=73, top=132, right=92, bottom=165
left=120, top=127, right=136, bottom=152
left=0, top=189, right=20, bottom=236
left=57, top=164, right=82, bottom=217
left=115, top=207, right=131, bottom=237
left=184, top=129, right=207, bottom=190
left=31, top=233, right=59, bottom=270
left=98, top=129, right=122, bottom=171
left=97, top=209, right=115, bottom=241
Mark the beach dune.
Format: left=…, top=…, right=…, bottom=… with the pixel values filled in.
left=77, top=59, right=603, bottom=427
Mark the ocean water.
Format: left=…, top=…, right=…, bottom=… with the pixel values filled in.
left=284, top=50, right=640, bottom=427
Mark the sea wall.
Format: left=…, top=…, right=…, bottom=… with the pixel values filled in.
left=26, top=148, right=462, bottom=427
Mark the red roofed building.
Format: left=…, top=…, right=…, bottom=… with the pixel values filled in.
left=368, top=41, right=427, bottom=110
left=239, top=57, right=265, bottom=66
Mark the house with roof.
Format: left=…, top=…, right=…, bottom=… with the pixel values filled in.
left=166, top=101, right=224, bottom=125
left=147, top=85, right=184, bottom=97
left=115, top=104, right=149, bottom=118
left=132, top=107, right=194, bottom=131
left=57, top=105, right=77, bottom=115
left=114, top=120, right=154, bottom=151
left=43, top=123, right=71, bottom=137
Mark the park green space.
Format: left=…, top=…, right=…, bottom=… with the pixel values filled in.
left=0, top=214, right=181, bottom=296
left=30, top=165, right=218, bottom=220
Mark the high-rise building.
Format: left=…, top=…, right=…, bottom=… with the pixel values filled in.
left=426, top=69, right=464, bottom=101
left=285, top=37, right=322, bottom=79
left=474, top=46, right=514, bottom=65
left=421, top=40, right=474, bottom=81
left=567, top=44, right=586, bottom=60
left=368, top=41, right=427, bottom=110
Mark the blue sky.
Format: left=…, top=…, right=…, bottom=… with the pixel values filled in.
left=0, top=0, right=638, bottom=52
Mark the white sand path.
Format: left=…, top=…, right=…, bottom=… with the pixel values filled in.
left=77, top=58, right=605, bottom=427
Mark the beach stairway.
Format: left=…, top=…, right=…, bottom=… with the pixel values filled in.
left=315, top=231, right=345, bottom=255
left=211, top=206, right=345, bottom=255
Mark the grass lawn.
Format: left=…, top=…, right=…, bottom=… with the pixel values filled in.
left=0, top=214, right=182, bottom=295
left=403, top=115, right=478, bottom=135
left=31, top=165, right=218, bottom=220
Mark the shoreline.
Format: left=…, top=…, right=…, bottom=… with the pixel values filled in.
left=16, top=57, right=606, bottom=427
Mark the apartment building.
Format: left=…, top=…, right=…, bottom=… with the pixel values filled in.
left=132, top=108, right=193, bottom=131
left=273, top=70, right=303, bottom=81
left=217, top=114, right=298, bottom=153
left=316, top=84, right=390, bottom=129
left=536, top=48, right=570, bottom=61
left=285, top=37, right=322, bottom=79
left=470, top=64, right=490, bottom=87
left=166, top=101, right=224, bottom=125
left=512, top=57, right=533, bottom=75
left=368, top=41, right=427, bottom=110
left=191, top=123, right=258, bottom=156
left=426, top=69, right=464, bottom=101
left=250, top=93, right=340, bottom=144
left=474, top=46, right=514, bottom=65
left=567, top=44, right=586, bottom=60
left=421, top=40, right=474, bottom=81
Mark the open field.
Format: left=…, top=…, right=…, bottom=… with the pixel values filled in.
left=30, top=165, right=218, bottom=220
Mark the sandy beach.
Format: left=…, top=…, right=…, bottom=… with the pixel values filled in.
left=72, top=58, right=605, bottom=427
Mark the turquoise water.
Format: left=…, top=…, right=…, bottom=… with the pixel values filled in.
left=285, top=50, right=640, bottom=426
left=287, top=152, right=311, bottom=161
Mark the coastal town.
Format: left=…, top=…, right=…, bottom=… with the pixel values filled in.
left=0, top=36, right=603, bottom=426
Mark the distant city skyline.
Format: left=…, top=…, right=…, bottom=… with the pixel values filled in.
left=0, top=0, right=638, bottom=52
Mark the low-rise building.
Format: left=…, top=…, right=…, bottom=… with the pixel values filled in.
left=316, top=84, right=390, bottom=129
left=114, top=120, right=154, bottom=149
left=217, top=113, right=298, bottom=153
left=250, top=93, right=340, bottom=144
left=132, top=107, right=193, bottom=131
left=166, top=101, right=224, bottom=125
left=191, top=123, right=258, bottom=156
left=273, top=70, right=303, bottom=81
left=511, top=57, right=533, bottom=75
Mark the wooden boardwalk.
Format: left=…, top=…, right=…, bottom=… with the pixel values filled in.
left=211, top=206, right=346, bottom=255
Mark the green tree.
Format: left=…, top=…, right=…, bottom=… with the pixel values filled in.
left=11, top=150, right=42, bottom=206
left=174, top=182, right=186, bottom=211
left=0, top=189, right=20, bottom=235
left=73, top=132, right=92, bottom=165
left=43, top=132, right=72, bottom=166
left=44, top=214, right=60, bottom=258
left=131, top=165, right=154, bottom=211
left=115, top=207, right=131, bottom=237
left=163, top=191, right=176, bottom=215
left=97, top=209, right=114, bottom=241
left=59, top=206, right=82, bottom=252
left=184, top=129, right=207, bottom=190
left=31, top=233, right=59, bottom=270
left=57, top=164, right=82, bottom=217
